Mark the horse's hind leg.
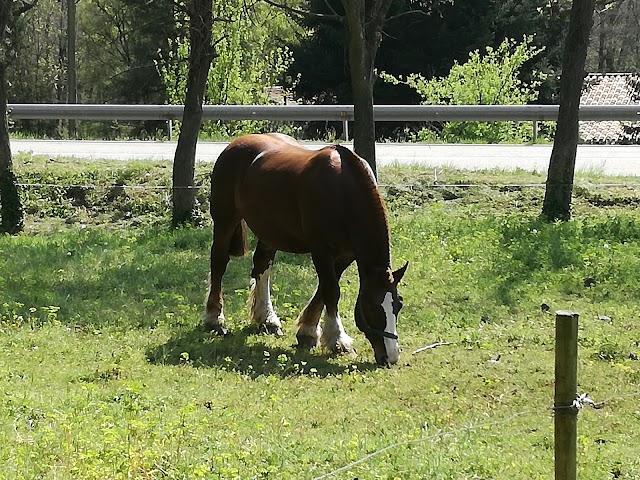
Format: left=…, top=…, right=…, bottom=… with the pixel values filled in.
left=248, top=240, right=283, bottom=336
left=204, top=221, right=237, bottom=335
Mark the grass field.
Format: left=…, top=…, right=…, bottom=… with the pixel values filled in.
left=1, top=154, right=639, bottom=479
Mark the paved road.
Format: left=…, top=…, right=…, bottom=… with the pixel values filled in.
left=11, top=139, right=640, bottom=176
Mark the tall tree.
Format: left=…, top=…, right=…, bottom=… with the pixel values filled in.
left=172, top=0, right=216, bottom=226
left=340, top=1, right=393, bottom=174
left=542, top=0, right=596, bottom=221
left=1, top=0, right=36, bottom=234
left=266, top=0, right=435, bottom=176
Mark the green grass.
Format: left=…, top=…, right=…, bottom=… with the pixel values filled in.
left=1, top=156, right=639, bottom=479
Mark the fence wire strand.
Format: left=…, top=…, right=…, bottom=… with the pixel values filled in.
left=311, top=410, right=537, bottom=480
left=14, top=181, right=640, bottom=191
left=312, top=389, right=640, bottom=480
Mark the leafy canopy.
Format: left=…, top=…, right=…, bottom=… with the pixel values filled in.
left=157, top=1, right=298, bottom=138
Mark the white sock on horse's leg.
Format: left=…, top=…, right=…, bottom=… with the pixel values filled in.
left=320, top=311, right=354, bottom=353
left=248, top=265, right=283, bottom=336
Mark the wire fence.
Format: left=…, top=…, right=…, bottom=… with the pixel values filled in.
left=310, top=312, right=640, bottom=480
left=311, top=388, right=640, bottom=480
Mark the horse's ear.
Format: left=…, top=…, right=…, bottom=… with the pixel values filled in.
left=392, top=261, right=409, bottom=285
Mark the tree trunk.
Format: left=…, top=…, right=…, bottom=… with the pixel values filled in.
left=0, top=62, right=24, bottom=234
left=542, top=0, right=595, bottom=222
left=342, top=0, right=393, bottom=178
left=172, top=0, right=215, bottom=227
left=598, top=19, right=606, bottom=72
left=67, top=0, right=77, bottom=138
left=343, top=4, right=376, bottom=175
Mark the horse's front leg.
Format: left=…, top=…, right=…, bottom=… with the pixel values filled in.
left=311, top=254, right=354, bottom=354
left=248, top=241, right=283, bottom=336
left=295, top=287, right=323, bottom=348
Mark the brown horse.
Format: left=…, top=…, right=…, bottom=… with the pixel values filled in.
left=204, top=133, right=407, bottom=366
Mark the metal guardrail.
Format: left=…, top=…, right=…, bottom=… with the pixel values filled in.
left=9, top=104, right=639, bottom=142
left=7, top=103, right=640, bottom=122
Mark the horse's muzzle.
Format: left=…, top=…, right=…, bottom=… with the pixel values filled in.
left=375, top=354, right=392, bottom=368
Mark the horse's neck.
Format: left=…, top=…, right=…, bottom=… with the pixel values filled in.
left=350, top=195, right=391, bottom=272
left=338, top=146, right=391, bottom=271
left=354, top=237, right=391, bottom=274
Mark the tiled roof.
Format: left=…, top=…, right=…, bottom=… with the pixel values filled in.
left=579, top=73, right=640, bottom=144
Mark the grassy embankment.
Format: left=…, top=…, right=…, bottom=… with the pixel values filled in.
left=1, top=153, right=639, bottom=479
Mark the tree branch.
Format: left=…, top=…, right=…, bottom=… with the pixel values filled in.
left=385, top=8, right=429, bottom=23
left=322, top=0, right=339, bottom=17
left=368, top=0, right=394, bottom=32
left=14, top=0, right=37, bottom=16
left=261, top=0, right=343, bottom=22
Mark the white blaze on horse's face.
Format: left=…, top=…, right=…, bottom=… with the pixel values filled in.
left=381, top=291, right=400, bottom=364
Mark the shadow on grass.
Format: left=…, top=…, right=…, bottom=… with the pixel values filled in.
left=485, top=213, right=640, bottom=306
left=146, top=323, right=379, bottom=379
left=488, top=217, right=582, bottom=305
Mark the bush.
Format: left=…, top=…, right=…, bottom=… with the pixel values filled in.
left=380, top=36, right=547, bottom=143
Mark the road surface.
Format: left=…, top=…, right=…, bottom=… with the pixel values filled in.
left=11, top=139, right=640, bottom=176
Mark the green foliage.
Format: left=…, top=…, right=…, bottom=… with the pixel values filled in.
left=380, top=36, right=548, bottom=143
left=288, top=0, right=568, bottom=142
left=78, top=0, right=176, bottom=104
left=5, top=0, right=62, bottom=104
left=157, top=2, right=299, bottom=138
left=7, top=0, right=177, bottom=139
left=2, top=159, right=640, bottom=478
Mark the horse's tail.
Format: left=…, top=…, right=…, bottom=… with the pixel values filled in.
left=229, top=219, right=248, bottom=257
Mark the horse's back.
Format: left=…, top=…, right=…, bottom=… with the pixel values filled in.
left=211, top=134, right=359, bottom=254
left=212, top=133, right=341, bottom=194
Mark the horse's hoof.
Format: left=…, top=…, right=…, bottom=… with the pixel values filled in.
left=296, top=335, right=318, bottom=350
left=260, top=323, right=284, bottom=337
left=204, top=322, right=229, bottom=336
left=323, top=334, right=355, bottom=355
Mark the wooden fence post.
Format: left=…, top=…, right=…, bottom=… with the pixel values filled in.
left=555, top=310, right=579, bottom=480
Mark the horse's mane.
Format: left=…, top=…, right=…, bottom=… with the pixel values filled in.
left=334, top=145, right=391, bottom=266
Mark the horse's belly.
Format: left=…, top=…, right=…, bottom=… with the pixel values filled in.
left=239, top=192, right=309, bottom=253
left=244, top=215, right=310, bottom=254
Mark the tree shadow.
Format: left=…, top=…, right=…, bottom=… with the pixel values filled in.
left=484, top=216, right=585, bottom=306
left=146, top=323, right=380, bottom=379
left=483, top=213, right=640, bottom=307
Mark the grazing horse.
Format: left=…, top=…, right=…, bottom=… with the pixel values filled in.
left=204, top=133, right=407, bottom=366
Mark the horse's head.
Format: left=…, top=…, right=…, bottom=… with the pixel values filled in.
left=355, top=262, right=408, bottom=366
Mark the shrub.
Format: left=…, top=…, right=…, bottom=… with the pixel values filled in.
left=380, top=36, right=547, bottom=143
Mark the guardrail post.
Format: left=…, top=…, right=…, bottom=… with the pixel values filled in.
left=343, top=120, right=349, bottom=141
left=167, top=120, right=173, bottom=140
left=555, top=310, right=579, bottom=480
left=532, top=120, right=538, bottom=142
